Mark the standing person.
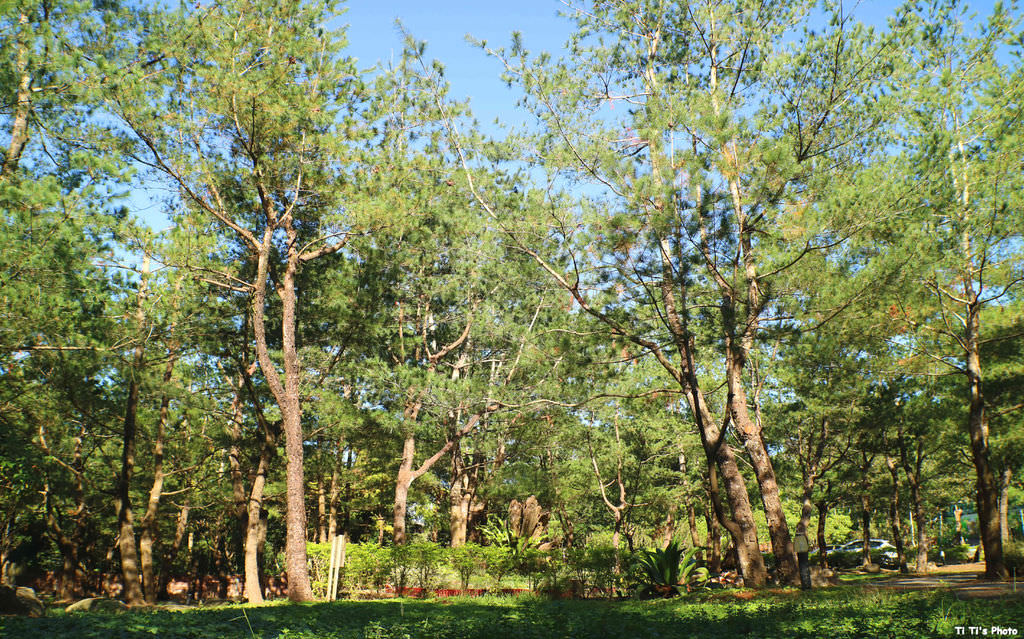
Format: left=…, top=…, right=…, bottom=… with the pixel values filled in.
left=794, top=532, right=811, bottom=590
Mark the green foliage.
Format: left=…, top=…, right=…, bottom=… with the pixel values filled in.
left=634, top=542, right=709, bottom=599
left=344, top=543, right=393, bottom=595
left=447, top=544, right=485, bottom=591
left=1004, top=542, right=1024, bottom=575
left=481, top=545, right=515, bottom=587
left=3, top=590, right=1022, bottom=638
left=409, top=541, right=444, bottom=592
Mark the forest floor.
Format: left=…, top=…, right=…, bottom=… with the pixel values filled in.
left=2, top=581, right=1022, bottom=639
left=865, top=562, right=1022, bottom=599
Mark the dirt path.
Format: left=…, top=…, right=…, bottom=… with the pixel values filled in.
left=863, top=563, right=1023, bottom=599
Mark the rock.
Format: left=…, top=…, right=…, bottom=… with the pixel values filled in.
left=66, top=597, right=129, bottom=613
left=0, top=585, right=45, bottom=617
left=863, top=563, right=881, bottom=574
left=810, top=566, right=840, bottom=587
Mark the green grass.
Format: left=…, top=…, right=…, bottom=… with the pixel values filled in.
left=2, top=590, right=1021, bottom=638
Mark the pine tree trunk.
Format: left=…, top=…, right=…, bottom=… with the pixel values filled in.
left=860, top=494, right=872, bottom=567
left=727, top=358, right=798, bottom=585
left=1, top=11, right=31, bottom=179
left=140, top=350, right=176, bottom=603
left=117, top=256, right=149, bottom=606
left=885, top=457, right=908, bottom=573
left=394, top=435, right=416, bottom=546
left=965, top=309, right=1006, bottom=579
left=251, top=223, right=312, bottom=601
left=692, top=392, right=766, bottom=586
left=1000, top=469, right=1011, bottom=546
left=816, top=502, right=829, bottom=568
left=909, top=479, right=928, bottom=573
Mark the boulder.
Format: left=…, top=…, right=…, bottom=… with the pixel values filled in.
left=810, top=566, right=840, bottom=587
left=66, top=597, right=129, bottom=613
left=863, top=563, right=881, bottom=574
left=0, top=585, right=45, bottom=617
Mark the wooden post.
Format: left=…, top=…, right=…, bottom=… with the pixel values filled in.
left=335, top=534, right=345, bottom=600
left=326, top=534, right=338, bottom=601
left=327, top=534, right=345, bottom=601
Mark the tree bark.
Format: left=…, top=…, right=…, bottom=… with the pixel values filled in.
left=860, top=493, right=872, bottom=567
left=816, top=501, right=829, bottom=568
left=885, top=456, right=909, bottom=573
left=393, top=410, right=488, bottom=545
left=116, top=256, right=150, bottom=606
left=727, top=361, right=798, bottom=585
left=705, top=502, right=721, bottom=574
left=1, top=11, right=31, bottom=179
left=140, top=332, right=179, bottom=603
left=317, top=477, right=328, bottom=544
left=328, top=465, right=340, bottom=541
left=999, top=468, right=1012, bottom=546
left=251, top=220, right=313, bottom=601
left=965, top=307, right=1006, bottom=579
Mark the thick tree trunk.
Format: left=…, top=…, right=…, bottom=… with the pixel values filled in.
left=394, top=434, right=416, bottom=546
left=280, top=250, right=312, bottom=601
left=243, top=475, right=267, bottom=603
left=908, top=479, right=928, bottom=573
left=727, top=359, right=798, bottom=585
left=251, top=224, right=312, bottom=601
left=885, top=457, right=908, bottom=573
left=449, top=451, right=469, bottom=547
left=117, top=257, right=149, bottom=606
left=691, top=390, right=766, bottom=586
left=965, top=310, right=1006, bottom=578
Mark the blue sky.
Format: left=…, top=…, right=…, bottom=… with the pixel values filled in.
left=135, top=0, right=1008, bottom=230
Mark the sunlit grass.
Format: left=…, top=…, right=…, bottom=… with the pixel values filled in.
left=3, top=589, right=1021, bottom=638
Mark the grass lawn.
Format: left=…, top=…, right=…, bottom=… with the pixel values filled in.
left=2, top=589, right=1021, bottom=638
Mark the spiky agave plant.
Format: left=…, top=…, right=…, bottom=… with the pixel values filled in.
left=635, top=541, right=709, bottom=598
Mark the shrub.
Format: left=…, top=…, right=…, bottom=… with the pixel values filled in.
left=345, top=543, right=392, bottom=595
left=1005, top=542, right=1024, bottom=574
left=390, top=544, right=414, bottom=594
left=448, top=543, right=485, bottom=591
left=928, top=544, right=972, bottom=564
left=563, top=545, right=620, bottom=597
left=306, top=542, right=333, bottom=598
left=482, top=544, right=515, bottom=587
left=410, top=541, right=445, bottom=592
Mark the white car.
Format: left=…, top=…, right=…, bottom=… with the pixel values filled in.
left=837, top=539, right=898, bottom=567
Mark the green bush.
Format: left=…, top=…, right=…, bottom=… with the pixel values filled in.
left=345, top=543, right=392, bottom=595
left=563, top=544, right=621, bottom=597
left=1005, top=541, right=1024, bottom=574
left=448, top=543, right=485, bottom=590
left=928, top=544, right=972, bottom=564
left=410, top=541, right=445, bottom=592
left=306, top=542, right=333, bottom=598
left=390, top=544, right=414, bottom=593
left=482, top=544, right=515, bottom=587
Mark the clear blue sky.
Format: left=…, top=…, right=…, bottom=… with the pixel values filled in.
left=339, top=1, right=575, bottom=127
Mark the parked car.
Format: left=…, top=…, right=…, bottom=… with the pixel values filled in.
left=837, top=539, right=899, bottom=567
